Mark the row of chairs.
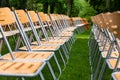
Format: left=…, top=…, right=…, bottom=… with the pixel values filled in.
left=89, top=11, right=120, bottom=80
left=0, top=7, right=88, bottom=80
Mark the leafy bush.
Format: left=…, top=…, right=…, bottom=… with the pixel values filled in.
left=72, top=0, right=97, bottom=22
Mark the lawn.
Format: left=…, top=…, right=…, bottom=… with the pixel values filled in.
left=0, top=30, right=91, bottom=80
left=60, top=30, right=91, bottom=80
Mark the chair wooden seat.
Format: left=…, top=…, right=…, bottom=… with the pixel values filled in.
left=60, top=32, right=73, bottom=37
left=99, top=46, right=110, bottom=51
left=112, top=72, right=120, bottom=80
left=2, top=52, right=52, bottom=60
left=101, top=51, right=118, bottom=58
left=0, top=60, right=44, bottom=76
left=107, top=59, right=120, bottom=69
left=42, top=37, right=69, bottom=42
left=64, top=27, right=77, bottom=32
left=32, top=40, right=64, bottom=45
left=98, top=42, right=110, bottom=47
left=19, top=45, right=59, bottom=51
left=76, top=23, right=85, bottom=27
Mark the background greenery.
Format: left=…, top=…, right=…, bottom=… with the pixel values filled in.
left=0, top=0, right=120, bottom=22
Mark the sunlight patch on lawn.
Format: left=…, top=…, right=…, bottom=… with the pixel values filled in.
left=76, top=34, right=90, bottom=39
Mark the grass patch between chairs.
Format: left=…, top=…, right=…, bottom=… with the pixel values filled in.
left=60, top=30, right=91, bottom=80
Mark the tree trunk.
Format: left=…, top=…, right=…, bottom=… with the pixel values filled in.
left=43, top=2, right=49, bottom=13
left=66, top=0, right=73, bottom=16
left=106, top=0, right=111, bottom=11
left=50, top=2, right=55, bottom=13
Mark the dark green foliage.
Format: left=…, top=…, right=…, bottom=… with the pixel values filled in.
left=89, top=0, right=120, bottom=13
left=0, top=0, right=9, bottom=7
left=113, top=0, right=120, bottom=11
left=0, top=0, right=120, bottom=16
left=9, top=0, right=27, bottom=9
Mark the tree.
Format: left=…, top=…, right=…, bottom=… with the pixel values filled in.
left=49, top=2, right=55, bottom=13
left=66, top=0, right=73, bottom=16
left=89, top=0, right=120, bottom=13
left=105, top=0, right=111, bottom=11
left=0, top=0, right=9, bottom=7
left=9, top=0, right=27, bottom=9
left=54, top=1, right=67, bottom=14
left=113, top=0, right=120, bottom=11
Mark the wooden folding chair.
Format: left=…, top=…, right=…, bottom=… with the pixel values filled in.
left=56, top=15, right=77, bottom=32
left=71, top=17, right=86, bottom=33
left=11, top=9, right=66, bottom=79
left=37, top=12, right=72, bottom=55
left=26, top=10, right=68, bottom=66
left=29, top=11, right=70, bottom=62
left=91, top=13, right=119, bottom=80
left=51, top=14, right=76, bottom=44
left=98, top=12, right=120, bottom=80
left=3, top=7, right=67, bottom=80
left=46, top=14, right=75, bottom=52
left=89, top=13, right=113, bottom=79
left=57, top=14, right=81, bottom=35
left=104, top=12, right=120, bottom=80
left=48, top=14, right=75, bottom=41
left=0, top=7, right=48, bottom=80
left=89, top=15, right=105, bottom=80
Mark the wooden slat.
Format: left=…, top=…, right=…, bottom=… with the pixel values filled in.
left=28, top=11, right=38, bottom=22
left=0, top=7, right=15, bottom=26
left=32, top=40, right=64, bottom=45
left=108, top=59, right=120, bottom=69
left=102, top=51, right=119, bottom=58
left=0, top=61, right=43, bottom=74
left=114, top=74, right=120, bottom=80
left=38, top=12, right=47, bottom=22
left=19, top=45, right=58, bottom=51
left=16, top=10, right=29, bottom=24
left=2, top=52, right=52, bottom=60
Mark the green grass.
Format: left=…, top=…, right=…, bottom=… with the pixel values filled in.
left=0, top=30, right=91, bottom=80
left=0, top=30, right=112, bottom=80
left=60, top=30, right=91, bottom=80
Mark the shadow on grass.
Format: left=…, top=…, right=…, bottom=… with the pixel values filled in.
left=60, top=33, right=91, bottom=80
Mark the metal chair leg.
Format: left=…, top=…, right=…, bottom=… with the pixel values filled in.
left=47, top=61, right=56, bottom=80
left=39, top=71, right=45, bottom=80
left=53, top=54, right=62, bottom=74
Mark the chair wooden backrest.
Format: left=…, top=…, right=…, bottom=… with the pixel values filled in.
left=38, top=12, right=47, bottom=23
left=16, top=10, right=29, bottom=24
left=96, top=13, right=107, bottom=29
left=91, top=16, right=96, bottom=24
left=91, top=16, right=98, bottom=25
left=94, top=15, right=100, bottom=27
left=15, top=10, right=43, bottom=46
left=0, top=7, right=15, bottom=26
left=0, top=7, right=19, bottom=59
left=49, top=14, right=56, bottom=22
left=44, top=14, right=51, bottom=23
left=106, top=12, right=120, bottom=39
left=0, top=7, right=16, bottom=31
left=28, top=11, right=39, bottom=23
left=102, top=12, right=111, bottom=30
